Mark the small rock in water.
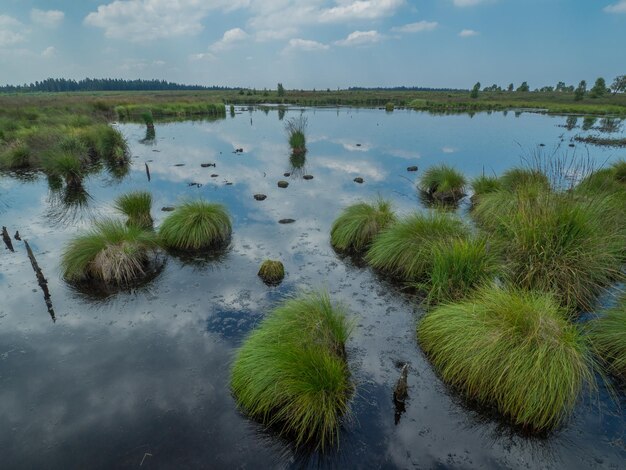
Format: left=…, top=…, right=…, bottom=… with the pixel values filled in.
left=188, top=182, right=202, bottom=188
left=201, top=163, right=216, bottom=168
left=569, top=143, right=575, bottom=147
left=283, top=172, right=291, bottom=177
left=211, top=174, right=219, bottom=178
left=174, top=163, right=185, bottom=167
left=355, top=143, right=362, bottom=147
left=152, top=149, right=160, bottom=152
left=225, top=182, right=233, bottom=186
left=303, top=175, right=314, bottom=180
left=539, top=143, right=546, bottom=147
left=14, top=231, right=21, bottom=241
left=407, top=166, right=418, bottom=172
left=278, top=219, right=296, bottom=224
left=254, top=194, right=267, bottom=201
left=277, top=180, right=289, bottom=188
left=161, top=206, right=175, bottom=212
left=353, top=177, right=364, bottom=184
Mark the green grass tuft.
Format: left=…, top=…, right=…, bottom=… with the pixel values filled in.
left=611, top=159, right=626, bottom=183
left=419, top=164, right=466, bottom=200
left=0, top=141, right=31, bottom=169
left=158, top=200, right=231, bottom=251
left=231, top=291, right=352, bottom=449
left=499, top=167, right=550, bottom=192
left=418, top=286, right=595, bottom=432
left=471, top=174, right=502, bottom=196
left=365, top=211, right=468, bottom=282
left=44, top=153, right=84, bottom=188
left=61, top=219, right=160, bottom=286
left=258, top=260, right=285, bottom=284
left=285, top=115, right=307, bottom=152
left=421, top=237, right=499, bottom=304
left=330, top=199, right=396, bottom=253
left=588, top=296, right=626, bottom=379
left=114, top=191, right=154, bottom=228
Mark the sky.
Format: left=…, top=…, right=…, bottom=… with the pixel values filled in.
left=0, top=0, right=625, bottom=89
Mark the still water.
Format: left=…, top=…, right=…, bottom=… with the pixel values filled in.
left=0, top=108, right=624, bottom=469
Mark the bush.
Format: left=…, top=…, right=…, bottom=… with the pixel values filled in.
left=231, top=291, right=352, bottom=449
left=330, top=199, right=396, bottom=253
left=158, top=200, right=231, bottom=251
left=258, top=260, right=285, bottom=285
left=114, top=191, right=153, bottom=228
left=419, top=164, right=466, bottom=202
left=61, top=219, right=160, bottom=286
left=588, top=296, right=626, bottom=379
left=421, top=237, right=499, bottom=304
left=365, top=212, right=468, bottom=282
left=418, top=286, right=595, bottom=432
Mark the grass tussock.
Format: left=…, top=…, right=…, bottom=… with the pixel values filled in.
left=588, top=296, right=626, bottom=379
left=114, top=191, right=154, bottom=228
left=330, top=199, right=396, bottom=253
left=471, top=174, right=502, bottom=197
left=61, top=219, right=160, bottom=286
left=258, top=260, right=285, bottom=285
left=365, top=211, right=468, bottom=282
left=421, top=237, right=499, bottom=304
left=158, top=200, right=231, bottom=251
left=499, top=167, right=550, bottom=192
left=285, top=115, right=307, bottom=153
left=418, top=286, right=595, bottom=432
left=419, top=164, right=466, bottom=201
left=44, top=153, right=84, bottom=188
left=231, top=291, right=352, bottom=449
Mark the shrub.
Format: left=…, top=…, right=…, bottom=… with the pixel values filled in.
left=419, top=164, right=466, bottom=202
left=258, top=260, right=285, bottom=285
left=158, top=200, right=231, bottom=251
left=418, top=286, right=595, bottom=432
left=114, top=191, right=153, bottom=228
left=61, top=219, right=160, bottom=286
left=231, top=291, right=352, bottom=449
left=365, top=212, right=468, bottom=282
left=588, top=296, right=626, bottom=379
left=421, top=237, right=499, bottom=304
left=330, top=199, right=396, bottom=253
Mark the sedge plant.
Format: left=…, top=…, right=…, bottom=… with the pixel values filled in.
left=114, top=191, right=154, bottom=228
left=330, top=199, right=396, bottom=253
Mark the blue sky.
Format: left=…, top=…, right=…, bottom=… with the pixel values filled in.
left=0, top=0, right=625, bottom=89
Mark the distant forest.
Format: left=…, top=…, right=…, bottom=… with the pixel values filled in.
left=0, top=78, right=232, bottom=93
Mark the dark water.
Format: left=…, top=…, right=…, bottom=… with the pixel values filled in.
left=0, top=108, right=624, bottom=469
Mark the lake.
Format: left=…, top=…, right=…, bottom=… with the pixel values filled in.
left=0, top=107, right=624, bottom=469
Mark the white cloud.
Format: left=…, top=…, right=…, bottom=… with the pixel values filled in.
left=459, top=29, right=479, bottom=37
left=41, top=46, right=57, bottom=58
left=335, top=30, right=383, bottom=46
left=255, top=28, right=298, bottom=42
left=391, top=20, right=438, bottom=33
left=453, top=0, right=490, bottom=6
left=283, top=38, right=330, bottom=54
left=0, top=15, right=24, bottom=47
left=319, top=0, right=405, bottom=22
left=210, top=28, right=249, bottom=52
left=30, top=9, right=65, bottom=28
left=604, top=1, right=626, bottom=13
left=84, top=0, right=249, bottom=42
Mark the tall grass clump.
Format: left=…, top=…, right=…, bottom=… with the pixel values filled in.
left=588, top=296, right=626, bottom=379
left=158, top=200, right=231, bottom=251
left=330, top=199, right=396, bottom=253
left=285, top=115, right=307, bottom=154
left=365, top=212, right=468, bottom=282
left=499, top=167, right=550, bottom=192
left=418, top=286, right=595, bottom=432
left=61, top=219, right=161, bottom=286
left=613, top=159, right=626, bottom=183
left=0, top=141, right=31, bottom=169
left=421, top=237, right=499, bottom=304
left=114, top=191, right=153, bottom=228
left=231, top=291, right=352, bottom=449
left=44, top=153, right=84, bottom=189
left=258, top=260, right=285, bottom=285
left=471, top=174, right=501, bottom=197
left=419, top=164, right=466, bottom=202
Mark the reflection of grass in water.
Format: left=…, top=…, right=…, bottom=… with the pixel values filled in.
left=330, top=199, right=396, bottom=254
left=61, top=219, right=161, bottom=287
left=418, top=285, right=595, bottom=432
left=231, top=290, right=352, bottom=450
left=588, top=295, right=626, bottom=380
left=46, top=185, right=93, bottom=227
left=140, top=126, right=156, bottom=144
left=289, top=150, right=307, bottom=178
left=158, top=200, right=232, bottom=251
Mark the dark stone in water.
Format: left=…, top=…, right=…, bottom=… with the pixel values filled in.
left=356, top=143, right=362, bottom=147
left=211, top=174, right=218, bottom=178
left=569, top=143, right=575, bottom=147
left=407, top=166, right=418, bottom=172
left=188, top=182, right=202, bottom=188
left=14, top=231, right=21, bottom=241
left=539, top=143, right=545, bottom=147
left=303, top=175, right=314, bottom=180
left=277, top=180, right=289, bottom=188
left=278, top=219, right=296, bottom=224
left=353, top=177, right=364, bottom=184
left=254, top=194, right=267, bottom=201
left=225, top=182, right=233, bottom=186
left=161, top=206, right=175, bottom=212
left=201, top=163, right=216, bottom=168
left=174, top=164, right=185, bottom=167
left=283, top=172, right=291, bottom=177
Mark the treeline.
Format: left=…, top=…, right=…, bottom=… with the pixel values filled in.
left=0, top=78, right=235, bottom=93
left=348, top=86, right=460, bottom=92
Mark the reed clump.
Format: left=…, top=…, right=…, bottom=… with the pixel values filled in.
left=330, top=199, right=396, bottom=253
left=418, top=286, right=595, bottom=432
left=231, top=291, right=352, bottom=449
left=158, top=200, right=231, bottom=251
